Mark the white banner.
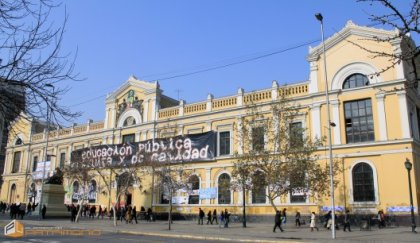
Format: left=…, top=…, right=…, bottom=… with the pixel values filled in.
left=32, top=161, right=51, bottom=180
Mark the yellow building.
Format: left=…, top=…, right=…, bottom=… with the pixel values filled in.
left=1, top=21, right=419, bottom=220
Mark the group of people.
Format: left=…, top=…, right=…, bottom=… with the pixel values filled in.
left=0, top=201, right=44, bottom=220
left=66, top=203, right=155, bottom=223
left=198, top=208, right=231, bottom=228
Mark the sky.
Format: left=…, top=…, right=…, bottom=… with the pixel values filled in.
left=50, top=0, right=416, bottom=125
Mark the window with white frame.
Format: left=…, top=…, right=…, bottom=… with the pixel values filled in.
left=252, top=171, right=266, bottom=204
left=344, top=99, right=375, bottom=143
left=252, top=127, right=265, bottom=152
left=352, top=162, right=375, bottom=202
left=218, top=131, right=231, bottom=156
left=188, top=175, right=200, bottom=204
left=218, top=173, right=231, bottom=204
left=289, top=122, right=303, bottom=148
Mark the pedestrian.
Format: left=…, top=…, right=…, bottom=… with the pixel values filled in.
left=206, top=210, right=212, bottom=225
left=71, top=204, right=77, bottom=222
left=378, top=210, right=386, bottom=228
left=120, top=207, right=125, bottom=222
left=224, top=209, right=230, bottom=228
left=147, top=207, right=153, bottom=222
left=343, top=210, right=351, bottom=232
left=27, top=202, right=32, bottom=216
left=295, top=211, right=301, bottom=227
left=219, top=210, right=225, bottom=228
left=132, top=206, right=138, bottom=224
left=125, top=206, right=133, bottom=224
left=198, top=208, right=204, bottom=225
left=325, top=211, right=332, bottom=229
left=282, top=208, right=287, bottom=224
left=310, top=212, right=319, bottom=231
left=98, top=206, right=102, bottom=219
left=41, top=205, right=47, bottom=219
left=273, top=210, right=284, bottom=232
left=212, top=209, right=218, bottom=224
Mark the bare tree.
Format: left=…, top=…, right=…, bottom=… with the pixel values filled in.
left=0, top=0, right=80, bottom=130
left=354, top=0, right=420, bottom=89
left=235, top=93, right=338, bottom=212
left=62, top=161, right=95, bottom=222
left=153, top=163, right=190, bottom=230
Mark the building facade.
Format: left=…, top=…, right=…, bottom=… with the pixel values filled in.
left=1, top=22, right=419, bottom=219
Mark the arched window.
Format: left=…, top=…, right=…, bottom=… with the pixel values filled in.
left=352, top=162, right=375, bottom=202
left=343, top=73, right=369, bottom=89
left=123, top=116, right=136, bottom=127
left=218, top=173, right=231, bottom=204
left=88, top=180, right=97, bottom=203
left=252, top=171, right=266, bottom=204
left=72, top=181, right=79, bottom=203
left=188, top=175, right=200, bottom=204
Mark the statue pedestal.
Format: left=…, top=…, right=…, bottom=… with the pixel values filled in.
left=32, top=184, right=68, bottom=217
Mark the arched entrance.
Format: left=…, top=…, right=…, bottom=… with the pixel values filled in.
left=9, top=184, right=17, bottom=203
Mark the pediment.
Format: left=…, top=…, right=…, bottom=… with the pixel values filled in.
left=106, top=75, right=159, bottom=103
left=307, top=20, right=399, bottom=61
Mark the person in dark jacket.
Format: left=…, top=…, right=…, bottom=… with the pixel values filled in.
left=343, top=210, right=351, bottom=232
left=224, top=209, right=230, bottom=228
left=206, top=210, right=212, bottom=225
left=198, top=208, right=205, bottom=225
left=132, top=206, right=138, bottom=224
left=273, top=210, right=284, bottom=232
left=41, top=205, right=47, bottom=219
left=212, top=209, right=218, bottom=224
left=71, top=204, right=77, bottom=222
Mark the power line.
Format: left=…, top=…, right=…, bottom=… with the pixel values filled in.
left=69, top=38, right=319, bottom=107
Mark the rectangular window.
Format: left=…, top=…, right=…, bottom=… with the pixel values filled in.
left=12, top=151, right=21, bottom=173
left=122, top=134, right=135, bottom=144
left=344, top=99, right=375, bottom=143
left=290, top=122, right=303, bottom=147
left=252, top=127, right=265, bottom=151
left=46, top=154, right=51, bottom=162
left=59, top=152, right=66, bottom=168
left=219, top=131, right=231, bottom=156
left=32, top=156, right=38, bottom=172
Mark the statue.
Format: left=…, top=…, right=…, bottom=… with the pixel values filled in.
left=45, top=167, right=63, bottom=185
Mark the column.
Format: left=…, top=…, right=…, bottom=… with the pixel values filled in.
left=204, top=169, right=211, bottom=204
left=104, top=108, right=110, bottom=129
left=207, top=94, right=213, bottom=112
left=331, top=100, right=341, bottom=145
left=236, top=116, right=243, bottom=155
left=311, top=103, right=322, bottom=140
left=179, top=100, right=185, bottom=116
left=308, top=60, right=319, bottom=93
left=272, top=80, right=278, bottom=101
left=375, top=93, right=388, bottom=141
left=135, top=131, right=141, bottom=142
left=143, top=99, right=149, bottom=122
left=397, top=91, right=411, bottom=138
left=237, top=88, right=244, bottom=107
left=110, top=106, right=116, bottom=128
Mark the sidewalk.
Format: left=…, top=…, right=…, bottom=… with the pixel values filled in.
left=0, top=215, right=418, bottom=243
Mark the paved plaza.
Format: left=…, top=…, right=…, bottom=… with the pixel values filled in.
left=0, top=215, right=418, bottom=243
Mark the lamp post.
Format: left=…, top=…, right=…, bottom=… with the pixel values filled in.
left=38, top=84, right=53, bottom=220
left=404, top=158, right=417, bottom=233
left=315, top=13, right=336, bottom=239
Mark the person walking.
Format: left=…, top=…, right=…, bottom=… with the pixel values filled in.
left=273, top=210, right=284, bottom=232
left=41, top=205, right=47, bottom=219
left=212, top=209, right=218, bottom=224
left=132, top=206, right=138, bottom=224
left=27, top=202, right=32, bottom=216
left=198, top=208, right=204, bottom=225
left=378, top=210, right=386, bottom=229
left=325, top=211, right=332, bottom=229
left=310, top=212, right=319, bottom=231
left=98, top=206, right=102, bottom=219
left=71, top=205, right=77, bottom=222
left=282, top=208, right=287, bottom=224
left=343, top=210, right=351, bottom=232
left=224, top=209, right=230, bottom=228
left=295, top=211, right=301, bottom=227
left=206, top=210, right=212, bottom=225
left=219, top=210, right=225, bottom=228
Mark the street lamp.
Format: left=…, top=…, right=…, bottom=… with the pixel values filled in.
left=404, top=158, right=417, bottom=233
left=38, top=83, right=54, bottom=220
left=315, top=13, right=336, bottom=239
